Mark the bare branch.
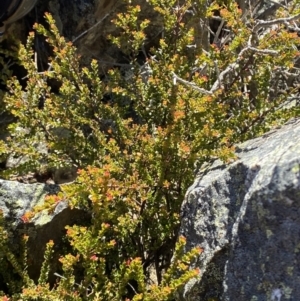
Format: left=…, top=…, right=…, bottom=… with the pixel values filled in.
left=72, top=13, right=110, bottom=44
left=213, top=19, right=225, bottom=45
left=210, top=46, right=277, bottom=93
left=171, top=72, right=213, bottom=95
left=254, top=13, right=300, bottom=31
left=247, top=47, right=278, bottom=54
left=214, top=60, right=221, bottom=89
left=173, top=35, right=278, bottom=96
left=210, top=46, right=248, bottom=93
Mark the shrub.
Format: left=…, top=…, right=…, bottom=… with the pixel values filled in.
left=0, top=0, right=300, bottom=299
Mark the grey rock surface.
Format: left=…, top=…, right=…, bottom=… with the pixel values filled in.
left=0, top=179, right=89, bottom=282
left=0, top=179, right=59, bottom=226
left=180, top=118, right=300, bottom=301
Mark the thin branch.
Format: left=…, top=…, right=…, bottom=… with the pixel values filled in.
left=213, top=19, right=225, bottom=45
left=254, top=13, right=300, bottom=31
left=210, top=45, right=277, bottom=93
left=45, top=13, right=110, bottom=74
left=255, top=0, right=293, bottom=19
left=127, top=282, right=138, bottom=295
left=214, top=60, right=221, bottom=89
left=210, top=44, right=249, bottom=93
left=72, top=13, right=110, bottom=44
left=247, top=47, right=278, bottom=54
left=171, top=72, right=213, bottom=95
left=285, top=24, right=300, bottom=32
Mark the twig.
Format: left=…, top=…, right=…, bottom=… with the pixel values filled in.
left=46, top=13, right=110, bottom=73
left=54, top=272, right=94, bottom=296
left=214, top=60, right=221, bottom=89
left=254, top=13, right=300, bottom=31
left=213, top=19, right=225, bottom=45
left=171, top=72, right=213, bottom=95
left=210, top=45, right=277, bottom=93
left=72, top=13, right=110, bottom=44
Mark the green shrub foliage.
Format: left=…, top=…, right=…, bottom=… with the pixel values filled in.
left=1, top=0, right=300, bottom=299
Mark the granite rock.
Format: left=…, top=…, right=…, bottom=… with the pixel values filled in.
left=180, top=118, right=300, bottom=301
left=0, top=179, right=89, bottom=284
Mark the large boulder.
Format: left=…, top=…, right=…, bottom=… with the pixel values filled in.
left=180, top=118, right=300, bottom=301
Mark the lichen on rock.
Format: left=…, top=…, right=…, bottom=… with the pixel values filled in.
left=180, top=118, right=300, bottom=301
